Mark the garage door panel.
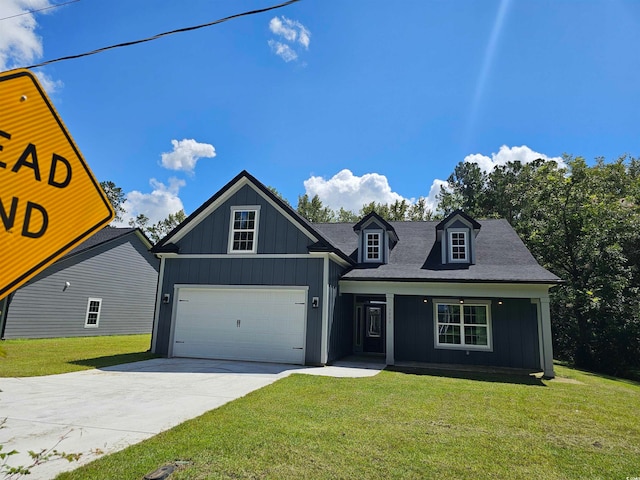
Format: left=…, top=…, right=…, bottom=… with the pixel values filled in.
left=172, top=287, right=306, bottom=364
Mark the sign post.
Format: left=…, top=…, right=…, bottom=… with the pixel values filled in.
left=0, top=69, right=114, bottom=298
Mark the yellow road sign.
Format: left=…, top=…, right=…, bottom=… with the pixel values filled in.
left=0, top=69, right=114, bottom=298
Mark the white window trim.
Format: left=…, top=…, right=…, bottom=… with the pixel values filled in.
left=84, top=297, right=102, bottom=328
left=228, top=206, right=261, bottom=254
left=364, top=230, right=383, bottom=263
left=448, top=229, right=469, bottom=263
left=433, top=299, right=492, bottom=351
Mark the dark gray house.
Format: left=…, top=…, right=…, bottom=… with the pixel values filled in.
left=151, top=171, right=561, bottom=377
left=0, top=228, right=159, bottom=339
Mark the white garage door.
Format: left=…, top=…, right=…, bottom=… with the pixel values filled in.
left=172, top=287, right=307, bottom=365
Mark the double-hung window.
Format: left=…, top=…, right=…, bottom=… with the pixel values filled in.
left=448, top=230, right=468, bottom=262
left=435, top=301, right=491, bottom=351
left=229, top=207, right=260, bottom=253
left=365, top=232, right=382, bottom=262
left=84, top=298, right=102, bottom=328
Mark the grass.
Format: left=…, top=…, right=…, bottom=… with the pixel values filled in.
left=56, top=364, right=640, bottom=480
left=0, top=334, right=155, bottom=377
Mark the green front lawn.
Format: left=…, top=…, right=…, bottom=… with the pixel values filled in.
left=57, top=365, right=640, bottom=480
left=0, top=334, right=155, bottom=377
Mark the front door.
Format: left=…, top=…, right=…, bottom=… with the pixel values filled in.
left=362, top=304, right=385, bottom=354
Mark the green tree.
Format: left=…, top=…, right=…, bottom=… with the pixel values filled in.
left=128, top=213, right=149, bottom=230
left=407, top=197, right=434, bottom=221
left=481, top=159, right=544, bottom=223
left=388, top=199, right=409, bottom=221
left=296, top=194, right=335, bottom=223
left=129, top=210, right=187, bottom=243
left=359, top=201, right=390, bottom=220
left=336, top=207, right=358, bottom=223
left=437, top=161, right=487, bottom=217
left=526, top=157, right=640, bottom=374
left=99, top=181, right=126, bottom=223
left=147, top=210, right=187, bottom=243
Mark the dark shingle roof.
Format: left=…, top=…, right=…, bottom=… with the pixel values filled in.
left=63, top=227, right=142, bottom=259
left=313, top=219, right=561, bottom=284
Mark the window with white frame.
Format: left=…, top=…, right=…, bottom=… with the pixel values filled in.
left=449, top=230, right=468, bottom=262
left=84, top=298, right=102, bottom=328
left=229, top=207, right=259, bottom=253
left=365, top=232, right=382, bottom=262
left=434, top=301, right=491, bottom=350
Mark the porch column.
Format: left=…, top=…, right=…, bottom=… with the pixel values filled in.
left=538, top=296, right=555, bottom=378
left=386, top=293, right=394, bottom=365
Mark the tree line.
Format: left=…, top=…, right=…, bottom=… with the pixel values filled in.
left=295, top=194, right=436, bottom=222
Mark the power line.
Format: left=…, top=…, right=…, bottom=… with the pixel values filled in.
left=0, top=0, right=81, bottom=22
left=21, top=0, right=301, bottom=70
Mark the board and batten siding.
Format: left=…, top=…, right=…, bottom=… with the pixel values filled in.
left=394, top=296, right=540, bottom=370
left=327, top=259, right=352, bottom=363
left=2, top=233, right=159, bottom=339
left=154, top=256, right=325, bottom=364
left=176, top=184, right=311, bottom=255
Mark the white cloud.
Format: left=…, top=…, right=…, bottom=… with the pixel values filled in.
left=160, top=139, right=216, bottom=173
left=0, top=1, right=64, bottom=93
left=34, top=70, right=63, bottom=94
left=119, top=177, right=185, bottom=226
left=0, top=0, right=51, bottom=71
left=304, top=169, right=409, bottom=213
left=463, top=145, right=564, bottom=172
left=268, top=40, right=298, bottom=62
left=424, top=179, right=448, bottom=212
left=269, top=17, right=297, bottom=42
left=268, top=16, right=310, bottom=63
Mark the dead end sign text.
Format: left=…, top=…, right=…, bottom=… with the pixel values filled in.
left=0, top=133, right=74, bottom=238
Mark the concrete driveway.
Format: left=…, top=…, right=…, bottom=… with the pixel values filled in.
left=0, top=358, right=382, bottom=479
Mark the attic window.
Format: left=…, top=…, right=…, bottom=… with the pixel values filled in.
left=449, top=230, right=468, bottom=262
left=365, top=232, right=381, bottom=262
left=229, top=206, right=260, bottom=253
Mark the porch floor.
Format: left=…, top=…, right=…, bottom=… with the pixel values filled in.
left=392, top=360, right=544, bottom=378
left=330, top=356, right=544, bottom=378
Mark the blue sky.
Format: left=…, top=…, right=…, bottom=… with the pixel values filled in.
left=1, top=0, right=638, bottom=224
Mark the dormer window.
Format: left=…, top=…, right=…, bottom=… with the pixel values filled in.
left=353, top=212, right=398, bottom=265
left=229, top=206, right=260, bottom=253
left=437, top=210, right=480, bottom=265
left=449, top=230, right=468, bottom=262
left=366, top=232, right=382, bottom=262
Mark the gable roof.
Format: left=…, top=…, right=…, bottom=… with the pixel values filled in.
left=353, top=211, right=399, bottom=243
left=353, top=212, right=395, bottom=233
left=62, top=227, right=151, bottom=260
left=151, top=170, right=353, bottom=264
left=436, top=209, right=482, bottom=231
left=314, top=219, right=561, bottom=284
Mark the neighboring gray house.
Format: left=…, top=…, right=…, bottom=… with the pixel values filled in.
left=0, top=228, right=159, bottom=339
left=150, top=171, right=561, bottom=377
